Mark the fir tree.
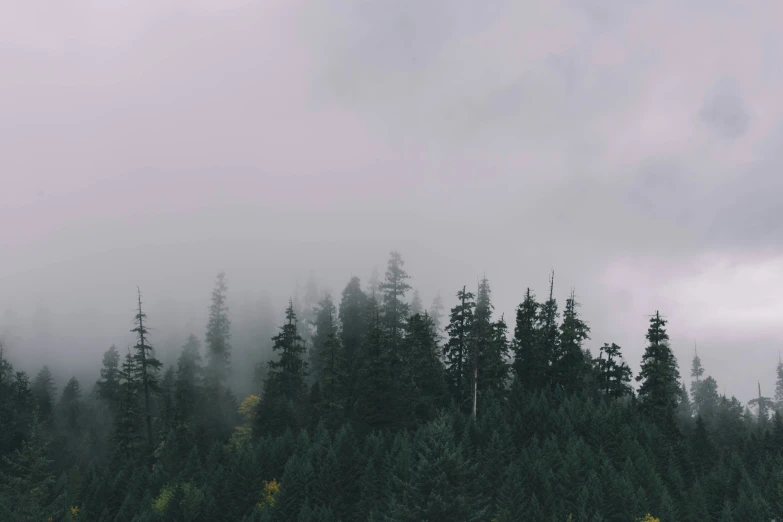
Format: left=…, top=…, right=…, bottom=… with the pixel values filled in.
left=636, top=311, right=681, bottom=431
left=175, top=334, right=203, bottom=424
left=265, top=301, right=309, bottom=403
left=95, top=345, right=121, bottom=410
left=132, top=287, right=163, bottom=453
left=339, top=276, right=368, bottom=364
left=205, top=272, right=232, bottom=387
left=380, top=251, right=412, bottom=356
left=309, top=294, right=338, bottom=383
left=31, top=365, right=57, bottom=420
left=114, top=348, right=144, bottom=458
left=403, top=312, right=446, bottom=423
left=775, top=355, right=783, bottom=412
left=512, top=288, right=542, bottom=391
left=409, top=289, right=423, bottom=317
left=538, top=272, right=560, bottom=386
left=319, top=308, right=347, bottom=424
left=0, top=413, right=58, bottom=521
left=354, top=296, right=397, bottom=432
left=428, top=293, right=445, bottom=344
left=555, top=289, right=590, bottom=393
left=470, top=276, right=495, bottom=418
left=443, top=286, right=475, bottom=412
left=596, top=343, right=632, bottom=399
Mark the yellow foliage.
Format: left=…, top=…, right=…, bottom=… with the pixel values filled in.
left=70, top=506, right=79, bottom=519
left=258, top=479, right=280, bottom=510
left=153, top=484, right=176, bottom=514
left=238, top=394, right=261, bottom=422
left=638, top=515, right=660, bottom=522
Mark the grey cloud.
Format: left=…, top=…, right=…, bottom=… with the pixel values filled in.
left=3, top=1, right=783, bottom=401
left=700, top=79, right=750, bottom=139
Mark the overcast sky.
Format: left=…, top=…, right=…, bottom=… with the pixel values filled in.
left=3, top=0, right=783, bottom=401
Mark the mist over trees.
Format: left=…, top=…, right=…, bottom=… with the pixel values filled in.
left=2, top=251, right=783, bottom=520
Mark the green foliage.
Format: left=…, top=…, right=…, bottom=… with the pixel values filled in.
left=5, top=267, right=783, bottom=521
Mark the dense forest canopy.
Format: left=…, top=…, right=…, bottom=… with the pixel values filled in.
left=2, top=252, right=782, bottom=521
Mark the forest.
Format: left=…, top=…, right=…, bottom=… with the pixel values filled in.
left=1, top=251, right=781, bottom=521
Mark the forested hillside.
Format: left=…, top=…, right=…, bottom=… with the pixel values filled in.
left=1, top=252, right=782, bottom=521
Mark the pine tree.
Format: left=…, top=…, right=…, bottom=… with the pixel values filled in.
left=339, top=276, right=368, bottom=364
left=403, top=312, right=446, bottom=423
left=429, top=293, right=445, bottom=344
left=0, top=413, right=58, bottom=520
left=114, top=348, right=144, bottom=458
left=691, top=345, right=704, bottom=384
left=319, top=308, right=347, bottom=424
left=354, top=296, right=397, bottom=432
left=380, top=251, right=412, bottom=357
left=636, top=311, right=681, bottom=431
left=538, top=272, right=560, bottom=386
left=205, top=272, right=232, bottom=387
left=132, top=287, right=163, bottom=453
left=482, top=315, right=511, bottom=399
left=265, top=302, right=309, bottom=403
left=470, top=276, right=495, bottom=418
left=309, top=294, right=338, bottom=383
left=175, top=334, right=203, bottom=424
left=409, top=290, right=423, bottom=317
left=443, top=286, right=475, bottom=412
left=775, top=355, right=783, bottom=412
left=31, top=365, right=57, bottom=420
left=95, top=345, right=121, bottom=410
left=383, top=413, right=487, bottom=521
left=596, top=343, right=632, bottom=399
left=555, top=289, right=590, bottom=393
left=749, top=381, right=773, bottom=426
left=512, top=288, right=542, bottom=391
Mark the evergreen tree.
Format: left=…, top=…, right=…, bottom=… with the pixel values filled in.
left=319, top=308, right=347, bottom=424
left=429, top=293, right=445, bottom=344
left=692, top=375, right=720, bottom=426
left=776, top=355, right=783, bottom=412
left=31, top=365, right=57, bottom=420
left=691, top=345, right=704, bottom=384
left=205, top=272, right=232, bottom=387
left=596, top=343, right=633, bottom=399
left=132, top=287, right=163, bottom=453
left=383, top=413, right=487, bottom=521
left=338, top=276, right=368, bottom=364
left=309, top=294, right=338, bottom=383
left=555, top=289, right=590, bottom=393
left=265, top=301, right=309, bottom=403
left=409, top=289, right=423, bottom=317
left=380, top=251, right=412, bottom=356
left=636, top=311, right=681, bottom=431
left=95, top=345, right=121, bottom=409
left=354, top=296, right=397, bottom=432
left=175, top=334, right=203, bottom=424
left=403, top=312, right=446, bottom=423
left=538, top=272, right=560, bottom=386
left=443, top=286, right=475, bottom=412
left=114, top=348, right=144, bottom=458
left=0, top=414, right=58, bottom=521
left=512, top=288, right=542, bottom=391
left=470, top=276, right=495, bottom=418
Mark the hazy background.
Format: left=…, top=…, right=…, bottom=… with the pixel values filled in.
left=3, top=0, right=783, bottom=401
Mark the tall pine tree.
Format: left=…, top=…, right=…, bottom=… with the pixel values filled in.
left=205, top=272, right=232, bottom=387
left=443, top=287, right=475, bottom=413
left=636, top=311, right=681, bottom=431
left=132, top=288, right=162, bottom=454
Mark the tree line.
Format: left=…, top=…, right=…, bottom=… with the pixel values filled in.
left=1, top=252, right=782, bottom=521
